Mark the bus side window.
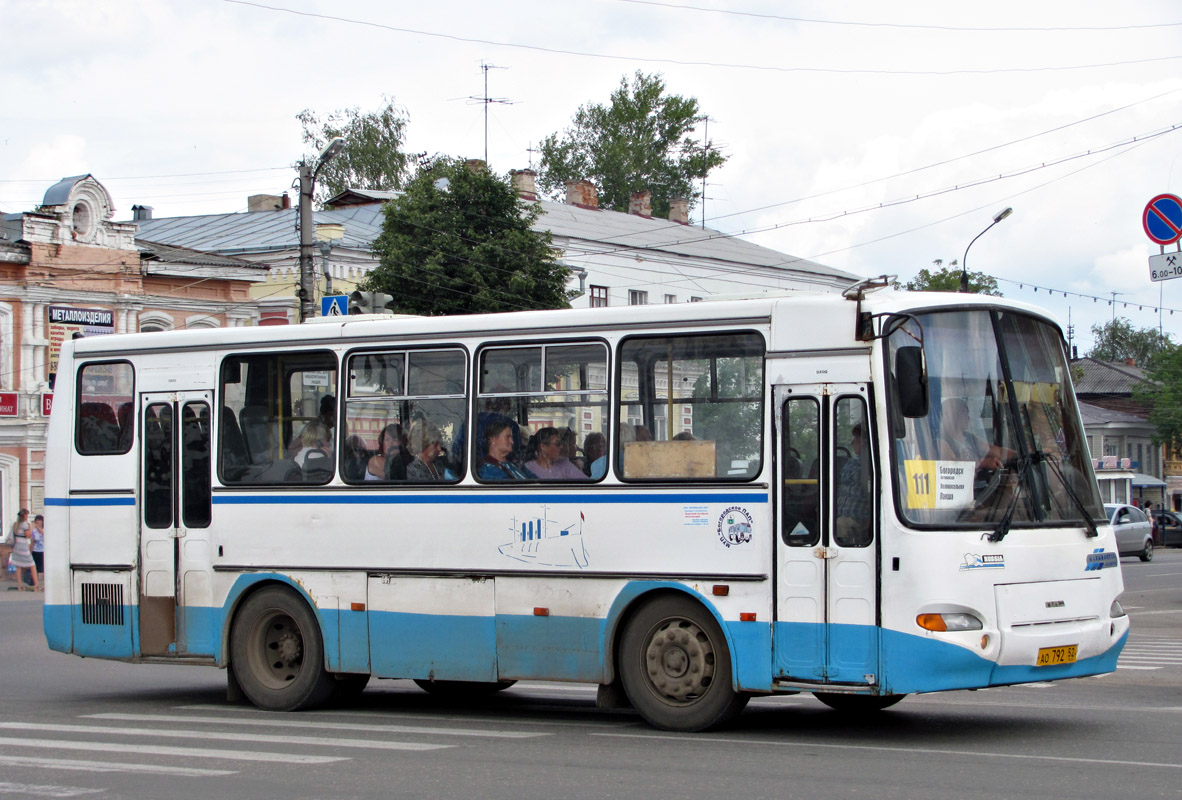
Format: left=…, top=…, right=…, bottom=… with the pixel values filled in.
left=75, top=362, right=134, bottom=456
left=218, top=351, right=337, bottom=486
left=617, top=332, right=764, bottom=481
left=474, top=342, right=608, bottom=483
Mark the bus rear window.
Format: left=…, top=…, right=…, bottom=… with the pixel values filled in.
left=76, top=361, right=134, bottom=455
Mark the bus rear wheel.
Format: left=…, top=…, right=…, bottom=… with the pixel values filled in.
left=815, top=693, right=906, bottom=713
left=230, top=586, right=335, bottom=711
left=619, top=595, right=749, bottom=732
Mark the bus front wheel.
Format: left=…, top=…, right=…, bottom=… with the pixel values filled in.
left=230, top=586, right=335, bottom=711
left=619, top=596, right=749, bottom=732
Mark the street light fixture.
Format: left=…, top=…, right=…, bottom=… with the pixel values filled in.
left=960, top=207, right=1013, bottom=293
left=298, top=137, right=346, bottom=322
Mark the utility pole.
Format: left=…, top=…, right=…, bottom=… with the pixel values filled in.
left=297, top=137, right=346, bottom=323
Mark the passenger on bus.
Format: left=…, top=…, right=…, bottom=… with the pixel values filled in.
left=834, top=423, right=872, bottom=547
left=525, top=427, right=588, bottom=480
left=452, top=395, right=522, bottom=466
left=939, top=397, right=1004, bottom=470
left=366, top=423, right=408, bottom=481
left=479, top=420, right=535, bottom=481
left=342, top=435, right=368, bottom=481
left=294, top=421, right=331, bottom=467
left=583, top=432, right=606, bottom=477
left=407, top=420, right=446, bottom=482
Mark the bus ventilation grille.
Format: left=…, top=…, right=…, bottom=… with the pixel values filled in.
left=81, top=583, right=125, bottom=626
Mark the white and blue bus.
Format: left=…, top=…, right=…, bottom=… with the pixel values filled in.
left=43, top=281, right=1128, bottom=731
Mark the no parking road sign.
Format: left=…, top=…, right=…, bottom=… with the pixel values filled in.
left=1143, top=193, right=1182, bottom=245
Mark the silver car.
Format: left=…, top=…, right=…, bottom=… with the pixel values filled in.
left=1105, top=503, right=1154, bottom=562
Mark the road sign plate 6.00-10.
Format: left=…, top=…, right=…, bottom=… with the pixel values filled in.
left=1150, top=252, right=1182, bottom=282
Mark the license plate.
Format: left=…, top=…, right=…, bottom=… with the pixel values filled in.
left=1036, top=645, right=1078, bottom=666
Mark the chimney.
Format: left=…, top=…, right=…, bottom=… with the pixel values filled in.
left=281, top=192, right=291, bottom=209
left=1125, top=358, right=1136, bottom=366
left=248, top=194, right=284, bottom=213
left=510, top=169, right=538, bottom=201
left=629, top=190, right=652, bottom=218
left=564, top=180, right=599, bottom=209
left=465, top=159, right=487, bottom=173
left=131, top=204, right=154, bottom=222
left=668, top=197, right=690, bottom=225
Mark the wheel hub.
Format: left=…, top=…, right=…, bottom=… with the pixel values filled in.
left=644, top=619, right=715, bottom=703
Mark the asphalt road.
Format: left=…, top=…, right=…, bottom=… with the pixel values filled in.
left=0, top=553, right=1179, bottom=800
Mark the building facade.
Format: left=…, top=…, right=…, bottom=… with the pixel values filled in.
left=0, top=175, right=266, bottom=524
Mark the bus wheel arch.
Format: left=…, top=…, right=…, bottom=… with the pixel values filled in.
left=228, top=583, right=335, bottom=711
left=615, top=591, right=749, bottom=731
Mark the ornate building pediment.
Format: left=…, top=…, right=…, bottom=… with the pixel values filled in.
left=31, top=174, right=135, bottom=249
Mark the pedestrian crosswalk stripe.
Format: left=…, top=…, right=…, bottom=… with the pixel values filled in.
left=88, top=712, right=546, bottom=739
left=0, top=737, right=345, bottom=764
left=0, top=723, right=449, bottom=753
left=0, top=754, right=235, bottom=777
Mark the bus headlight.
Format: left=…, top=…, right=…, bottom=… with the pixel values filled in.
left=917, top=613, right=983, bottom=632
left=1110, top=600, right=1126, bottom=619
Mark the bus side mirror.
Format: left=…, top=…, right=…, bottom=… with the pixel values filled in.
left=895, top=346, right=928, bottom=418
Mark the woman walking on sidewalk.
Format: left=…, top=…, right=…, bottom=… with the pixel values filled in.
left=9, top=509, right=39, bottom=591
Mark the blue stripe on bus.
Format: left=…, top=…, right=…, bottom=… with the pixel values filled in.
left=210, top=492, right=768, bottom=506
left=46, top=496, right=136, bottom=507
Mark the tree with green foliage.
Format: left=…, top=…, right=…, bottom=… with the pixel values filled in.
left=296, top=97, right=413, bottom=203
left=1135, top=342, right=1182, bottom=450
left=902, top=262, right=1002, bottom=295
left=537, top=71, right=725, bottom=219
left=364, top=157, right=573, bottom=316
left=1088, top=318, right=1172, bottom=365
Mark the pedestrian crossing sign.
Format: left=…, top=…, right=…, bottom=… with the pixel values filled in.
left=322, top=295, right=348, bottom=317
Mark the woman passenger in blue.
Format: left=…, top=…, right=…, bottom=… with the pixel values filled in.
left=478, top=420, right=536, bottom=481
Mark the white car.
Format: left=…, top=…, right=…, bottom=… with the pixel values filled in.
left=1104, top=503, right=1154, bottom=562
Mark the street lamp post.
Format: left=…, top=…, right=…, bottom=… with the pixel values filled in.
left=960, top=207, right=1013, bottom=293
left=298, top=137, right=346, bottom=322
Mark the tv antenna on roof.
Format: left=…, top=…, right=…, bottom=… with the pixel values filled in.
left=469, top=62, right=514, bottom=164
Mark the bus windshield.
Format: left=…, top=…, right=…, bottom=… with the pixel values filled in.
left=888, top=308, right=1103, bottom=532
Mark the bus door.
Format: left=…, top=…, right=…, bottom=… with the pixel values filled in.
left=774, top=385, right=879, bottom=685
left=139, top=391, right=213, bottom=656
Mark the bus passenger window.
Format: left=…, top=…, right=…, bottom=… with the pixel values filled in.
left=218, top=351, right=338, bottom=485
left=474, top=342, right=609, bottom=483
left=617, top=332, right=764, bottom=481
left=343, top=348, right=466, bottom=484
left=76, top=362, right=134, bottom=456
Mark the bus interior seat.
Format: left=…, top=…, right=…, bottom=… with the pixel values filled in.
left=220, top=406, right=249, bottom=478
left=239, top=405, right=275, bottom=465
left=79, top=402, right=121, bottom=452
left=301, top=450, right=333, bottom=483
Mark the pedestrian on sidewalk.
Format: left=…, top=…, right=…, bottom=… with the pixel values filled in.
left=30, top=514, right=45, bottom=583
left=8, top=509, right=39, bottom=592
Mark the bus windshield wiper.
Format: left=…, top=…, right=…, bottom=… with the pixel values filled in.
left=988, top=453, right=1032, bottom=543
left=1040, top=454, right=1100, bottom=538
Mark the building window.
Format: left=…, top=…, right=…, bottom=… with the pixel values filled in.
left=629, top=290, right=649, bottom=306
left=664, top=294, right=677, bottom=304
left=590, top=285, right=608, bottom=308
left=690, top=296, right=703, bottom=303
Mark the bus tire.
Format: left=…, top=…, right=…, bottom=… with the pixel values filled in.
left=815, top=693, right=905, bottom=713
left=413, top=679, right=516, bottom=697
left=229, top=586, right=335, bottom=712
left=619, top=595, right=749, bottom=732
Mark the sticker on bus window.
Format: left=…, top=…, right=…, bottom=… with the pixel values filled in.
left=903, top=460, right=975, bottom=509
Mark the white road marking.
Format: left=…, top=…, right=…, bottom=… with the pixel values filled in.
left=0, top=754, right=234, bottom=777
left=86, top=712, right=545, bottom=738
left=593, top=732, right=1182, bottom=770
left=0, top=782, right=103, bottom=798
left=0, top=723, right=448, bottom=753
left=0, top=737, right=344, bottom=764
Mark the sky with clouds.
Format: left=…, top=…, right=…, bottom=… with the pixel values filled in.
left=3, top=0, right=1180, bottom=352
